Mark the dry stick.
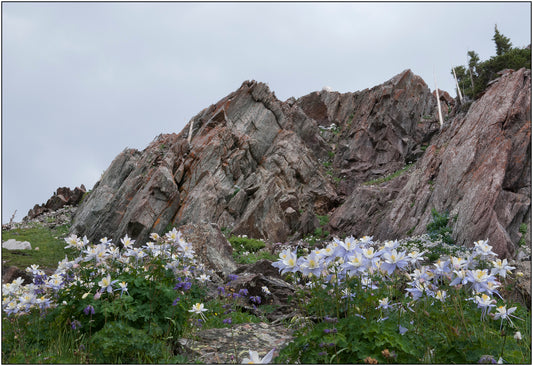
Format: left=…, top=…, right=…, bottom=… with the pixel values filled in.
left=434, top=71, right=444, bottom=129
left=452, top=67, right=464, bottom=103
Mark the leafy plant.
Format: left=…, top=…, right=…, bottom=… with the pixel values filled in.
left=426, top=209, right=454, bottom=245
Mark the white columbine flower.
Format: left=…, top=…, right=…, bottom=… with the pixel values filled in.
left=121, top=234, right=135, bottom=249
left=493, top=305, right=521, bottom=329
left=241, top=349, right=275, bottom=364
left=98, top=274, right=118, bottom=293
left=261, top=286, right=271, bottom=295
left=490, top=258, right=515, bottom=279
left=189, top=303, right=208, bottom=314
left=197, top=274, right=211, bottom=284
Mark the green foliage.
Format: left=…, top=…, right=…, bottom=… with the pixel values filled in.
left=518, top=223, right=528, bottom=247
left=452, top=27, right=530, bottom=100
left=363, top=163, right=413, bottom=186
left=493, top=25, right=513, bottom=56
left=234, top=250, right=278, bottom=264
left=426, top=208, right=454, bottom=245
left=2, top=223, right=74, bottom=269
left=89, top=321, right=168, bottom=363
left=229, top=235, right=265, bottom=253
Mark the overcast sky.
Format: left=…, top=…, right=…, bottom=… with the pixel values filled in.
left=2, top=2, right=531, bottom=224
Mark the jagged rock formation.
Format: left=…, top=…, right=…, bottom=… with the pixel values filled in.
left=26, top=186, right=86, bottom=220
left=70, top=68, right=531, bottom=258
left=381, top=68, right=531, bottom=258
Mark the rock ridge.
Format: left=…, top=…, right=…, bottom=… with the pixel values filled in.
left=69, top=69, right=530, bottom=258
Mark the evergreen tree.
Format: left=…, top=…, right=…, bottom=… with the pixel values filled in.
left=493, top=25, right=512, bottom=56
left=452, top=27, right=529, bottom=101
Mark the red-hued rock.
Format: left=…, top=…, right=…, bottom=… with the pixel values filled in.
left=377, top=68, right=530, bottom=258
left=26, top=185, right=86, bottom=219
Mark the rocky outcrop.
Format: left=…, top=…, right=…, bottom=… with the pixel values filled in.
left=70, top=68, right=530, bottom=259
left=331, top=68, right=531, bottom=258
left=26, top=186, right=86, bottom=220
left=71, top=70, right=439, bottom=246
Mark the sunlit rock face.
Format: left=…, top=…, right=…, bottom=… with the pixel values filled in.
left=70, top=69, right=530, bottom=259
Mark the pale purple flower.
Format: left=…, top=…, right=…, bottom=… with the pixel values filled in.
left=83, top=305, right=95, bottom=316
left=381, top=249, right=408, bottom=275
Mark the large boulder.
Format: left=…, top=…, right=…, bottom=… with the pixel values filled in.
left=178, top=223, right=237, bottom=280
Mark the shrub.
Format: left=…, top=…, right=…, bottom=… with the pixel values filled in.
left=426, top=208, right=454, bottom=245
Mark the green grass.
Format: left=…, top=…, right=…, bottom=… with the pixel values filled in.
left=363, top=163, right=413, bottom=186
left=2, top=223, right=73, bottom=270
left=228, top=235, right=278, bottom=264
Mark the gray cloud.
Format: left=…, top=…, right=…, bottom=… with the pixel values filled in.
left=2, top=2, right=531, bottom=223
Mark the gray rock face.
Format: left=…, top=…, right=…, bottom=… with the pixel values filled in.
left=178, top=223, right=237, bottom=280
left=70, top=69, right=530, bottom=259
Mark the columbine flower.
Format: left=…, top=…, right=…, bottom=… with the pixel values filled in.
left=490, top=258, right=515, bottom=279
left=197, top=274, right=211, bottom=284
left=450, top=256, right=468, bottom=270
left=98, top=274, right=118, bottom=293
left=466, top=269, right=497, bottom=294
left=189, top=303, right=208, bottom=315
left=514, top=331, right=522, bottom=341
left=121, top=234, right=135, bottom=249
left=399, top=325, right=408, bottom=335
left=377, top=297, right=392, bottom=310
left=343, top=252, right=367, bottom=276
left=381, top=249, right=408, bottom=275
left=261, top=286, right=271, bottom=295
left=473, top=239, right=497, bottom=259
left=435, top=290, right=447, bottom=302
left=450, top=269, right=469, bottom=287
left=473, top=293, right=496, bottom=320
left=241, top=349, right=275, bottom=364
left=341, top=288, right=355, bottom=300
left=117, top=281, right=128, bottom=296
left=493, top=305, right=521, bottom=329
left=64, top=234, right=84, bottom=250
left=299, top=252, right=323, bottom=277
left=271, top=249, right=299, bottom=275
